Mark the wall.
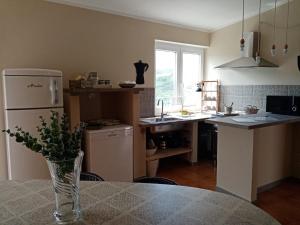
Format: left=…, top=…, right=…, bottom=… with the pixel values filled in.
left=254, top=124, right=293, bottom=188
left=220, top=85, right=300, bottom=111
left=206, top=1, right=300, bottom=85
left=139, top=88, right=155, bottom=118
left=0, top=0, right=209, bottom=179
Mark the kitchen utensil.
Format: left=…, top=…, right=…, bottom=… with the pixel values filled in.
left=196, top=82, right=202, bottom=92
left=87, top=72, right=98, bottom=87
left=224, top=102, right=233, bottom=114
left=119, top=83, right=136, bottom=88
left=119, top=81, right=136, bottom=88
left=158, top=135, right=167, bottom=150
left=134, top=60, right=149, bottom=84
left=98, top=80, right=105, bottom=85
left=87, top=72, right=98, bottom=80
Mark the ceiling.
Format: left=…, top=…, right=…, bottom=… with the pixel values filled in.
left=47, top=0, right=288, bottom=32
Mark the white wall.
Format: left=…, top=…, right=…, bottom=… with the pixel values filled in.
left=206, top=1, right=300, bottom=85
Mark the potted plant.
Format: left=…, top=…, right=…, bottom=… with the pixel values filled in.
left=2, top=111, right=85, bottom=224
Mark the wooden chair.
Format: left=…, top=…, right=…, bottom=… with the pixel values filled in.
left=134, top=176, right=177, bottom=185
left=80, top=172, right=104, bottom=181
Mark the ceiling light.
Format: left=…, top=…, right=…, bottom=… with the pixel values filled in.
left=271, top=0, right=278, bottom=57
left=283, top=0, right=290, bottom=55
left=240, top=0, right=246, bottom=52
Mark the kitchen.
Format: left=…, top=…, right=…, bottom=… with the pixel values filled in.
left=1, top=0, right=300, bottom=225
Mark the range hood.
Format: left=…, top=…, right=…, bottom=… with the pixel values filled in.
left=215, top=32, right=278, bottom=69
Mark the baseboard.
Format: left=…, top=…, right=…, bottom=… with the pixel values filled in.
left=257, top=178, right=287, bottom=193
left=215, top=186, right=249, bottom=201
left=216, top=177, right=300, bottom=203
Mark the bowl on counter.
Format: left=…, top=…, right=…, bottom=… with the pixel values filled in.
left=244, top=105, right=259, bottom=114
left=119, top=81, right=136, bottom=88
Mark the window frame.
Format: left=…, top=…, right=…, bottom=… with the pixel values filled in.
left=154, top=41, right=204, bottom=114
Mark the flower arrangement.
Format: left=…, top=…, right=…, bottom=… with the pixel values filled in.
left=2, top=111, right=84, bottom=178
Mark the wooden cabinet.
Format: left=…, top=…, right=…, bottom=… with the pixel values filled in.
left=64, top=88, right=146, bottom=178
left=141, top=121, right=198, bottom=176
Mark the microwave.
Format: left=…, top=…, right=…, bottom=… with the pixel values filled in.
left=266, top=96, right=300, bottom=116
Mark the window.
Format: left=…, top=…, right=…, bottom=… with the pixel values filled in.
left=155, top=41, right=204, bottom=113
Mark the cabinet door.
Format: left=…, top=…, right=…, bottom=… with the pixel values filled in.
left=86, top=130, right=133, bottom=182
left=3, top=76, right=63, bottom=109
left=5, top=108, right=63, bottom=180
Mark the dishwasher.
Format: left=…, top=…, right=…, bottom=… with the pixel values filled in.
left=85, top=125, right=133, bottom=182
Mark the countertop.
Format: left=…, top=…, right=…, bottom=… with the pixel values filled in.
left=140, top=113, right=300, bottom=129
left=139, top=113, right=213, bottom=127
left=0, top=180, right=280, bottom=225
left=206, top=114, right=300, bottom=129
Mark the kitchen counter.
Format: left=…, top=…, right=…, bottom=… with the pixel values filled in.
left=139, top=113, right=212, bottom=167
left=209, top=113, right=300, bottom=202
left=206, top=114, right=300, bottom=129
left=139, top=113, right=213, bottom=127
left=64, top=86, right=145, bottom=179
left=140, top=113, right=300, bottom=199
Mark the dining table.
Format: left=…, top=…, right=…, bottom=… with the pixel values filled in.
left=0, top=180, right=280, bottom=225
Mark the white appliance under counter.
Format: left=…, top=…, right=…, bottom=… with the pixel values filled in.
left=85, top=125, right=133, bottom=182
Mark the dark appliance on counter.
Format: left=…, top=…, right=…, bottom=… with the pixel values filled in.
left=266, top=96, right=300, bottom=116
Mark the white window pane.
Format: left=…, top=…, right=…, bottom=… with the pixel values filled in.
left=182, top=53, right=201, bottom=107
left=155, top=50, right=177, bottom=106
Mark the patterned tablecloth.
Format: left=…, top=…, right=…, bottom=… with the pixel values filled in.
left=0, top=180, right=280, bottom=225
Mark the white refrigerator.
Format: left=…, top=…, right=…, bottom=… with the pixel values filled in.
left=2, top=68, right=64, bottom=180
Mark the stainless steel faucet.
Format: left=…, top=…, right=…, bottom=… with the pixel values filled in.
left=157, top=99, right=166, bottom=120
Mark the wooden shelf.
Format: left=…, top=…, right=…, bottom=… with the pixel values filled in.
left=64, top=86, right=147, bottom=178
left=64, top=87, right=144, bottom=96
left=146, top=147, right=192, bottom=161
left=201, top=80, right=219, bottom=113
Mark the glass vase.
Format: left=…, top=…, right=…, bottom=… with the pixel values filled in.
left=47, top=151, right=84, bottom=224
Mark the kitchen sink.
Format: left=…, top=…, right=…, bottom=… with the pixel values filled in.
left=140, top=117, right=182, bottom=124
left=155, top=117, right=181, bottom=122
left=140, top=116, right=184, bottom=133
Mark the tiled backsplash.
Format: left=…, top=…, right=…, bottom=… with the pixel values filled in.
left=220, top=85, right=300, bottom=112
left=139, top=86, right=300, bottom=116
left=140, top=88, right=155, bottom=118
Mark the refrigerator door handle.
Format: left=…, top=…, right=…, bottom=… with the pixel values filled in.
left=50, top=79, right=59, bottom=105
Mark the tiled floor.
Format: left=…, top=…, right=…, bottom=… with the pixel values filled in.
left=157, top=157, right=300, bottom=225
